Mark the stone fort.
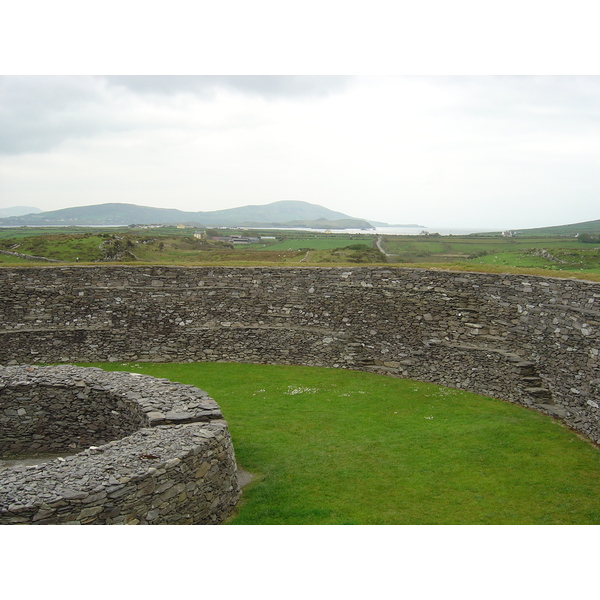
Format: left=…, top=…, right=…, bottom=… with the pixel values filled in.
left=1, top=265, right=599, bottom=522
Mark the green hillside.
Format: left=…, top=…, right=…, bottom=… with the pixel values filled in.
left=515, top=218, right=600, bottom=236
left=0, top=203, right=200, bottom=227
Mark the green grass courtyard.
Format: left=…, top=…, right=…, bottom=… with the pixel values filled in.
left=82, top=361, right=600, bottom=525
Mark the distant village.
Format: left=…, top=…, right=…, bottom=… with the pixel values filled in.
left=127, top=223, right=278, bottom=245
left=193, top=231, right=277, bottom=245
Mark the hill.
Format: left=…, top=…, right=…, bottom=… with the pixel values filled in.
left=194, top=200, right=369, bottom=226
left=0, top=201, right=374, bottom=229
left=0, top=206, right=42, bottom=218
left=515, top=218, right=600, bottom=236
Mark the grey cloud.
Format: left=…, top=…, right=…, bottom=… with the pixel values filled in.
left=102, top=75, right=355, bottom=98
left=0, top=76, right=121, bottom=155
left=0, top=75, right=354, bottom=155
left=3, top=75, right=597, bottom=158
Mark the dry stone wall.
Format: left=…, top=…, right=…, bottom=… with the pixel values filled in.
left=1, top=265, right=599, bottom=442
left=0, top=365, right=240, bottom=524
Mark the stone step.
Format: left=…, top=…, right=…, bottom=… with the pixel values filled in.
left=512, top=361, right=537, bottom=376
left=505, top=355, right=524, bottom=363
left=354, top=358, right=376, bottom=366
left=522, top=376, right=543, bottom=384
left=524, top=387, right=553, bottom=401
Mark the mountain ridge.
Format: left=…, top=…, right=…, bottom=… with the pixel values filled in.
left=0, top=201, right=376, bottom=228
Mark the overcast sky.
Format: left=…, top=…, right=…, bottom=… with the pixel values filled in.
left=1, top=75, right=598, bottom=230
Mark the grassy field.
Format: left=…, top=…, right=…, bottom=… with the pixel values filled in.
left=0, top=233, right=110, bottom=261
left=1, top=227, right=599, bottom=279
left=379, top=235, right=584, bottom=262
left=81, top=362, right=600, bottom=525
left=0, top=230, right=385, bottom=266
left=378, top=234, right=600, bottom=279
left=468, top=247, right=600, bottom=274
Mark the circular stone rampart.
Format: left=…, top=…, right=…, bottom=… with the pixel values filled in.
left=0, top=365, right=240, bottom=525
left=0, top=265, right=599, bottom=443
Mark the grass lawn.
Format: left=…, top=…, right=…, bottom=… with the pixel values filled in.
left=81, top=362, right=600, bottom=525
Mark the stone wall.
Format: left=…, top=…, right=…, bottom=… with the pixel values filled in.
left=1, top=266, right=599, bottom=442
left=0, top=365, right=240, bottom=524
left=0, top=249, right=59, bottom=262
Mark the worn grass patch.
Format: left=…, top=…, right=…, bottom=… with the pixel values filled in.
left=81, top=362, right=600, bottom=525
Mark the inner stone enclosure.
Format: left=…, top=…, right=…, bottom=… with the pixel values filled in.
left=0, top=365, right=240, bottom=525
left=0, top=369, right=146, bottom=456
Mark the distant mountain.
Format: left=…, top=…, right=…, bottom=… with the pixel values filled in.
left=195, top=200, right=367, bottom=226
left=515, top=219, right=600, bottom=236
left=0, top=206, right=41, bottom=217
left=0, top=203, right=198, bottom=227
left=0, top=201, right=376, bottom=229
